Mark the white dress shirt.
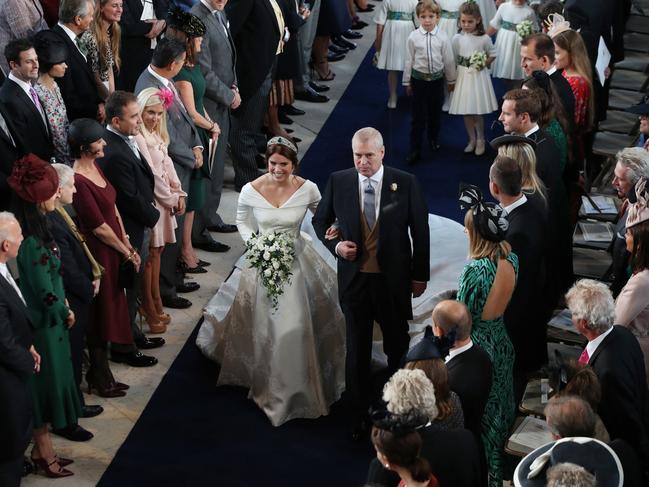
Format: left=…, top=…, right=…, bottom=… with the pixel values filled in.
left=8, top=72, right=47, bottom=127
left=0, top=262, right=25, bottom=304
left=585, top=326, right=615, bottom=361
left=57, top=22, right=86, bottom=60
left=403, top=26, right=457, bottom=85
left=546, top=65, right=557, bottom=76
left=524, top=124, right=540, bottom=137
left=502, top=193, right=527, bottom=215
left=445, top=339, right=474, bottom=364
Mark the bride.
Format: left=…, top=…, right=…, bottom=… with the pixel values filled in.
left=196, top=137, right=346, bottom=426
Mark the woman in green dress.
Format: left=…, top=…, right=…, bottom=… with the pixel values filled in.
left=167, top=8, right=220, bottom=272
left=9, top=155, right=81, bottom=478
left=456, top=184, right=517, bottom=487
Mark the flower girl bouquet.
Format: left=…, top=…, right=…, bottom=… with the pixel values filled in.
left=516, top=20, right=534, bottom=39
left=245, top=231, right=295, bottom=310
left=468, top=51, right=488, bottom=73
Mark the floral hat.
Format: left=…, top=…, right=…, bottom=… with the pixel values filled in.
left=546, top=13, right=572, bottom=38
left=8, top=154, right=59, bottom=203
left=167, top=7, right=206, bottom=37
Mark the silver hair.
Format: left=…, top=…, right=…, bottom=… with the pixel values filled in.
left=546, top=463, right=596, bottom=487
left=0, top=212, right=18, bottom=244
left=352, top=127, right=384, bottom=151
left=565, top=279, right=615, bottom=334
left=383, top=369, right=438, bottom=422
left=59, top=0, right=92, bottom=24
left=616, top=147, right=649, bottom=185
left=52, top=163, right=75, bottom=188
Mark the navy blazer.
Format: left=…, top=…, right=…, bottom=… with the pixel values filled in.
left=0, top=274, right=34, bottom=462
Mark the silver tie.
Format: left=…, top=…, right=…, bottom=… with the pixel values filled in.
left=363, top=179, right=376, bottom=229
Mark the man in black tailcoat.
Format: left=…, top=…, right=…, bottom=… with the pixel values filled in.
left=313, top=127, right=430, bottom=438
left=0, top=214, right=37, bottom=487
left=0, top=104, right=22, bottom=211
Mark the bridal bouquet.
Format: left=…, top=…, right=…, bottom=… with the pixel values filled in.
left=468, top=51, right=488, bottom=72
left=245, top=231, right=295, bottom=311
left=516, top=20, right=534, bottom=39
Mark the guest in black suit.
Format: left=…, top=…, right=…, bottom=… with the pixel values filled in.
left=566, top=279, right=649, bottom=470
left=117, top=0, right=168, bottom=92
left=48, top=163, right=104, bottom=441
left=52, top=0, right=104, bottom=122
left=430, top=299, right=491, bottom=486
left=500, top=89, right=572, bottom=312
left=226, top=0, right=281, bottom=190
left=313, top=127, right=430, bottom=437
left=99, top=90, right=161, bottom=365
left=0, top=213, right=37, bottom=487
left=488, top=152, right=547, bottom=399
left=0, top=39, right=53, bottom=162
left=520, top=33, right=575, bottom=127
left=0, top=105, right=23, bottom=211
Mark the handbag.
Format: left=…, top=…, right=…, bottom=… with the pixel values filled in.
left=117, top=259, right=136, bottom=289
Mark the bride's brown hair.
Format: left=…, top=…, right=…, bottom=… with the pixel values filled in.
left=265, top=144, right=299, bottom=174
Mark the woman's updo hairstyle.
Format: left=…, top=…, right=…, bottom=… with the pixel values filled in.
left=266, top=136, right=299, bottom=172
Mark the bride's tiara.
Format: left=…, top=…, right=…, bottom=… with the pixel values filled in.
left=546, top=13, right=572, bottom=38
left=267, top=136, right=298, bottom=154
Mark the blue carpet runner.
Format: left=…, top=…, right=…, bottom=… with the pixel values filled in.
left=98, top=47, right=505, bottom=487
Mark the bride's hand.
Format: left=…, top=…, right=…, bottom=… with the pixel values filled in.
left=325, top=225, right=340, bottom=240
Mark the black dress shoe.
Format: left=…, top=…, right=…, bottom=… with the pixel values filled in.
left=177, top=281, right=200, bottom=293
left=278, top=111, right=294, bottom=125
left=332, top=36, right=357, bottom=50
left=197, top=259, right=211, bottom=267
left=161, top=295, right=192, bottom=309
left=182, top=262, right=208, bottom=274
left=206, top=223, right=238, bottom=233
left=135, top=336, right=165, bottom=349
left=295, top=89, right=329, bottom=103
left=308, top=81, right=330, bottom=92
left=350, top=20, right=368, bottom=30
left=110, top=350, right=158, bottom=367
left=329, top=43, right=349, bottom=54
left=52, top=424, right=94, bottom=442
left=281, top=104, right=306, bottom=116
left=405, top=151, right=421, bottom=164
left=81, top=405, right=104, bottom=418
left=193, top=240, right=230, bottom=252
left=342, top=29, right=363, bottom=39
left=327, top=51, right=345, bottom=62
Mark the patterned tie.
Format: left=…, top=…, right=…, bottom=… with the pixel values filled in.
left=364, top=179, right=376, bottom=229
left=29, top=87, right=48, bottom=131
left=216, top=10, right=228, bottom=36
left=578, top=348, right=589, bottom=364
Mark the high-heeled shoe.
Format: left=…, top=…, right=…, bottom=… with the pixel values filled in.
left=138, top=308, right=166, bottom=334
left=31, top=454, right=73, bottom=468
left=87, top=378, right=127, bottom=398
left=310, top=61, right=335, bottom=81
left=158, top=312, right=171, bottom=325
left=32, top=458, right=74, bottom=478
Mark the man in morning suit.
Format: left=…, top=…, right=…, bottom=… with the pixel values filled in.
left=566, top=279, right=649, bottom=470
left=500, top=89, right=572, bottom=313
left=99, top=91, right=161, bottom=366
left=313, top=127, right=430, bottom=439
left=190, top=0, right=240, bottom=249
left=0, top=213, right=38, bottom=487
left=520, top=33, right=575, bottom=125
left=0, top=39, right=53, bottom=162
left=431, top=300, right=491, bottom=486
left=135, top=37, right=203, bottom=309
left=52, top=0, right=104, bottom=122
left=0, top=104, right=22, bottom=211
left=488, top=148, right=548, bottom=401
left=225, top=0, right=281, bottom=190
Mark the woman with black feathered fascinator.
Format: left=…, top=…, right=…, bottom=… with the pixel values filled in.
left=456, top=182, right=518, bottom=487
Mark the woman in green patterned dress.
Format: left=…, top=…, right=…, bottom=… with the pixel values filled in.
left=9, top=155, right=81, bottom=478
left=456, top=184, right=517, bottom=487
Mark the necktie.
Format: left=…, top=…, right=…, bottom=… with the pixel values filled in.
left=2, top=267, right=25, bottom=304
left=216, top=11, right=228, bottom=36
left=126, top=137, right=141, bottom=159
left=29, top=87, right=48, bottom=131
left=364, top=179, right=376, bottom=229
left=578, top=348, right=589, bottom=364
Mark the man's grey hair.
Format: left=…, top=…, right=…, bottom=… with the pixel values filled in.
left=52, top=163, right=75, bottom=188
left=544, top=395, right=597, bottom=438
left=59, top=0, right=92, bottom=24
left=352, top=127, right=384, bottom=151
left=546, top=463, right=596, bottom=487
left=0, top=212, right=18, bottom=244
left=565, top=279, right=615, bottom=334
left=616, top=147, right=649, bottom=185
left=383, top=368, right=438, bottom=422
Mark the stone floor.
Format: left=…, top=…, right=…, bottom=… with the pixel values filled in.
left=23, top=10, right=377, bottom=486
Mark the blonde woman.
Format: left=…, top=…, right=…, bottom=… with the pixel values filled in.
left=496, top=139, right=547, bottom=209
left=135, top=87, right=187, bottom=330
left=457, top=183, right=517, bottom=487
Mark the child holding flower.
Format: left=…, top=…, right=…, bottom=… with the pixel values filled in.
left=449, top=1, right=498, bottom=156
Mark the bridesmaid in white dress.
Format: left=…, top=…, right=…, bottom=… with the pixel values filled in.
left=197, top=137, right=346, bottom=426
left=437, top=0, right=464, bottom=40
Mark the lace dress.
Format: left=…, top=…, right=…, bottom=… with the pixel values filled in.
left=457, top=253, right=518, bottom=487
left=34, top=81, right=71, bottom=165
left=197, top=180, right=346, bottom=426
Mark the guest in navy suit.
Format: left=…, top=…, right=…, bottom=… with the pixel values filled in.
left=566, top=279, right=649, bottom=471
left=0, top=213, right=37, bottom=487
left=0, top=39, right=53, bottom=162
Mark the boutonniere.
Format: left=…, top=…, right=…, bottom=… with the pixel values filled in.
left=390, top=183, right=398, bottom=192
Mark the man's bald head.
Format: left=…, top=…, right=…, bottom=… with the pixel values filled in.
left=432, top=300, right=472, bottom=341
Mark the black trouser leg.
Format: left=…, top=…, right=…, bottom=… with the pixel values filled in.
left=426, top=78, right=444, bottom=143
left=410, top=78, right=427, bottom=151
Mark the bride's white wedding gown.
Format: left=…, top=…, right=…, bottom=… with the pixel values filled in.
left=196, top=180, right=346, bottom=426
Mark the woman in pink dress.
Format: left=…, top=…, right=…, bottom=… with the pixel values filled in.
left=134, top=87, right=186, bottom=331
